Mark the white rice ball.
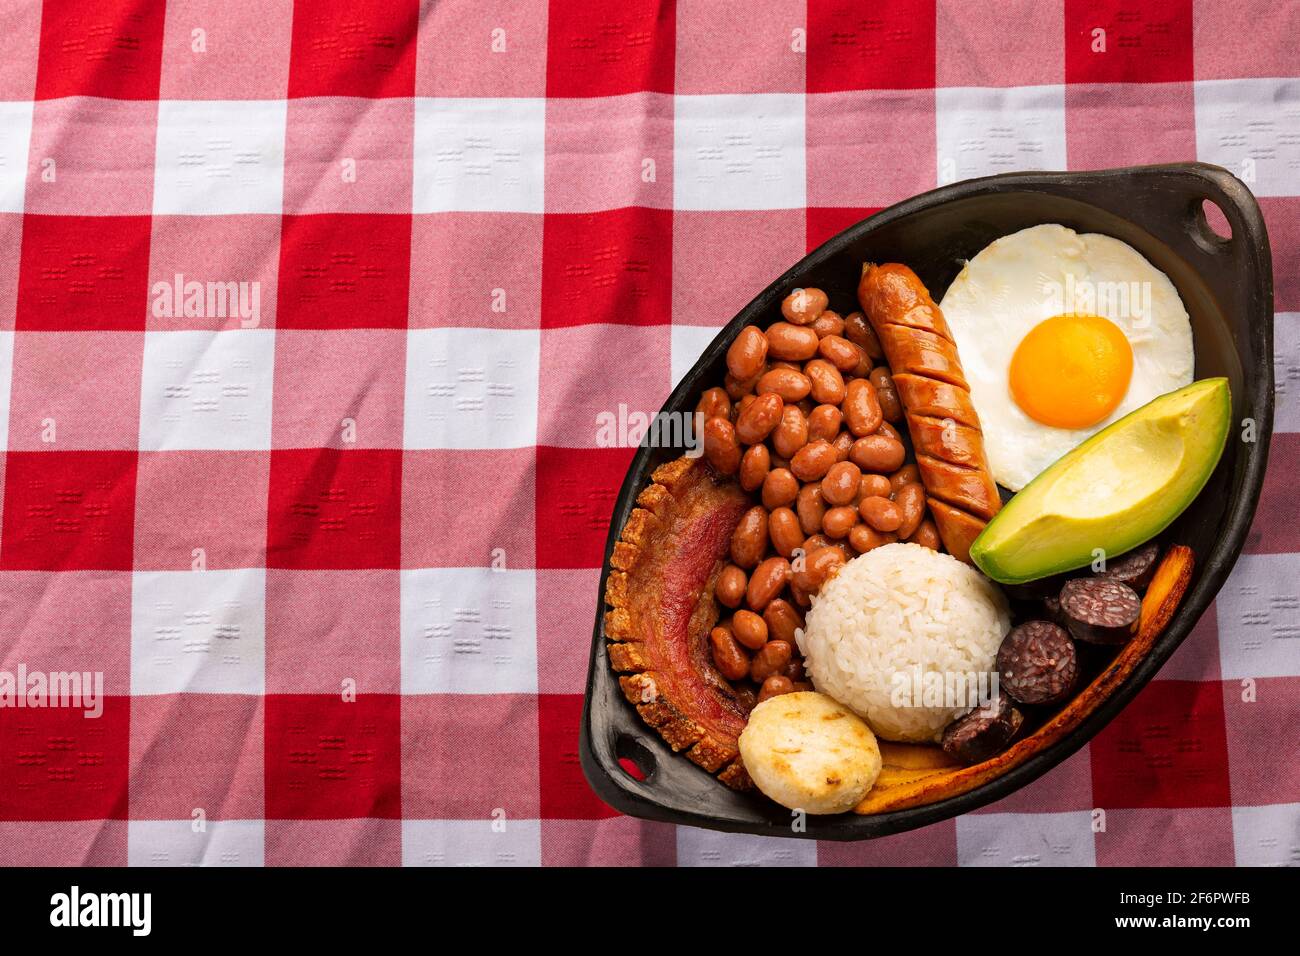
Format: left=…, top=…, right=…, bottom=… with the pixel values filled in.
left=797, top=543, right=1010, bottom=743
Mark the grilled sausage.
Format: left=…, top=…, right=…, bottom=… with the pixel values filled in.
left=941, top=694, right=1024, bottom=765
left=1058, top=577, right=1141, bottom=645
left=1096, top=541, right=1161, bottom=591
left=996, top=621, right=1078, bottom=706
left=857, top=263, right=1001, bottom=563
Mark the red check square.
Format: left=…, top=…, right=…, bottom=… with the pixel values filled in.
left=538, top=693, right=617, bottom=819
left=0, top=2, right=41, bottom=100
left=1, top=451, right=137, bottom=571
left=287, top=0, right=418, bottom=98
left=7, top=331, right=143, bottom=450
left=818, top=821, right=958, bottom=866
left=0, top=215, right=21, bottom=330
left=277, top=213, right=411, bottom=329
left=807, top=207, right=879, bottom=253
left=16, top=215, right=152, bottom=332
left=1223, top=677, right=1300, bottom=806
left=545, top=0, right=675, bottom=98
left=1244, top=433, right=1300, bottom=555
left=1261, top=198, right=1300, bottom=313
left=672, top=210, right=804, bottom=327
left=24, top=98, right=158, bottom=216
left=271, top=329, right=407, bottom=448
left=267, top=448, right=402, bottom=570
left=543, top=94, right=674, bottom=213
left=402, top=449, right=536, bottom=569
left=160, top=0, right=293, bottom=99
left=807, top=89, right=935, bottom=209
left=1090, top=680, right=1231, bottom=809
left=1096, top=807, right=1235, bottom=866
left=148, top=215, right=281, bottom=331
left=536, top=568, right=600, bottom=694
left=35, top=0, right=166, bottom=100
left=0, top=570, right=132, bottom=695
left=265, top=818, right=401, bottom=866
left=1192, top=0, right=1300, bottom=81
left=128, top=694, right=264, bottom=819
left=541, top=208, right=672, bottom=329
left=264, top=693, right=401, bottom=819
left=1065, top=82, right=1196, bottom=171
left=936, top=0, right=1063, bottom=87
left=1155, top=600, right=1221, bottom=681
left=265, top=569, right=401, bottom=694
left=402, top=694, right=540, bottom=818
left=283, top=97, right=414, bottom=215
left=971, top=746, right=1094, bottom=814
left=416, top=0, right=549, bottom=97
left=535, top=445, right=634, bottom=569
left=537, top=322, right=671, bottom=448
left=133, top=451, right=270, bottom=571
left=542, top=818, right=678, bottom=866
left=1065, top=0, right=1193, bottom=84
left=0, top=697, right=129, bottom=820
left=0, top=821, right=126, bottom=866
left=807, top=0, right=937, bottom=93
left=675, top=0, right=804, bottom=95
left=409, top=212, right=542, bottom=330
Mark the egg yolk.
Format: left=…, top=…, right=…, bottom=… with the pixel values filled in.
left=1008, top=314, right=1133, bottom=429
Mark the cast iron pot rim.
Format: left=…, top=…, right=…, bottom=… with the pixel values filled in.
left=579, top=161, right=1274, bottom=840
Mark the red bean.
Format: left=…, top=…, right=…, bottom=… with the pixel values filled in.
left=730, top=506, right=768, bottom=569
left=790, top=440, right=837, bottom=481
left=746, top=557, right=791, bottom=612
left=821, top=461, right=862, bottom=507
left=781, top=288, right=828, bottom=326
left=702, top=416, right=741, bottom=474
left=735, top=392, right=784, bottom=445
left=716, top=565, right=747, bottom=609
left=710, top=626, right=750, bottom=681
left=726, top=325, right=768, bottom=380
left=859, top=495, right=903, bottom=532
left=738, top=443, right=770, bottom=492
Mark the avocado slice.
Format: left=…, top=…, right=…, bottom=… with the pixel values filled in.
left=970, top=379, right=1231, bottom=584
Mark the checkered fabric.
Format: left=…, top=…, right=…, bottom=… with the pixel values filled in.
left=0, top=0, right=1295, bottom=868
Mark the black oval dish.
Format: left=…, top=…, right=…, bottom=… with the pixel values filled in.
left=579, top=163, right=1274, bottom=840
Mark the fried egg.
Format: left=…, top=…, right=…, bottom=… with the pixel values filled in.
left=939, top=224, right=1194, bottom=492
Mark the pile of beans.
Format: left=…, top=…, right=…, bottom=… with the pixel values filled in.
left=701, top=287, right=940, bottom=705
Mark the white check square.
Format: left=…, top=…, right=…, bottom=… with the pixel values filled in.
left=674, top=94, right=806, bottom=210
left=676, top=826, right=817, bottom=867
left=936, top=86, right=1067, bottom=184
left=670, top=323, right=722, bottom=389
left=128, top=819, right=264, bottom=867
left=1275, top=313, right=1300, bottom=433
left=402, top=819, right=541, bottom=867
left=1195, top=78, right=1300, bottom=197
left=413, top=98, right=545, bottom=213
left=154, top=100, right=287, bottom=214
left=1215, top=552, right=1300, bottom=680
left=400, top=567, right=537, bottom=694
left=139, top=330, right=275, bottom=450
left=131, top=569, right=266, bottom=695
left=956, top=811, right=1096, bottom=866
left=0, top=331, right=12, bottom=451
left=1231, top=804, right=1300, bottom=866
left=0, top=101, right=32, bottom=213
left=403, top=327, right=539, bottom=449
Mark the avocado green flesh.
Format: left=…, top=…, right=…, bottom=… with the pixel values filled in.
left=970, top=378, right=1231, bottom=584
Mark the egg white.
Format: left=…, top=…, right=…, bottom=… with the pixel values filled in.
left=939, top=223, right=1194, bottom=492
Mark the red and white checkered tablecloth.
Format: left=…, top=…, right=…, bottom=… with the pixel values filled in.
left=0, top=0, right=1296, bottom=868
